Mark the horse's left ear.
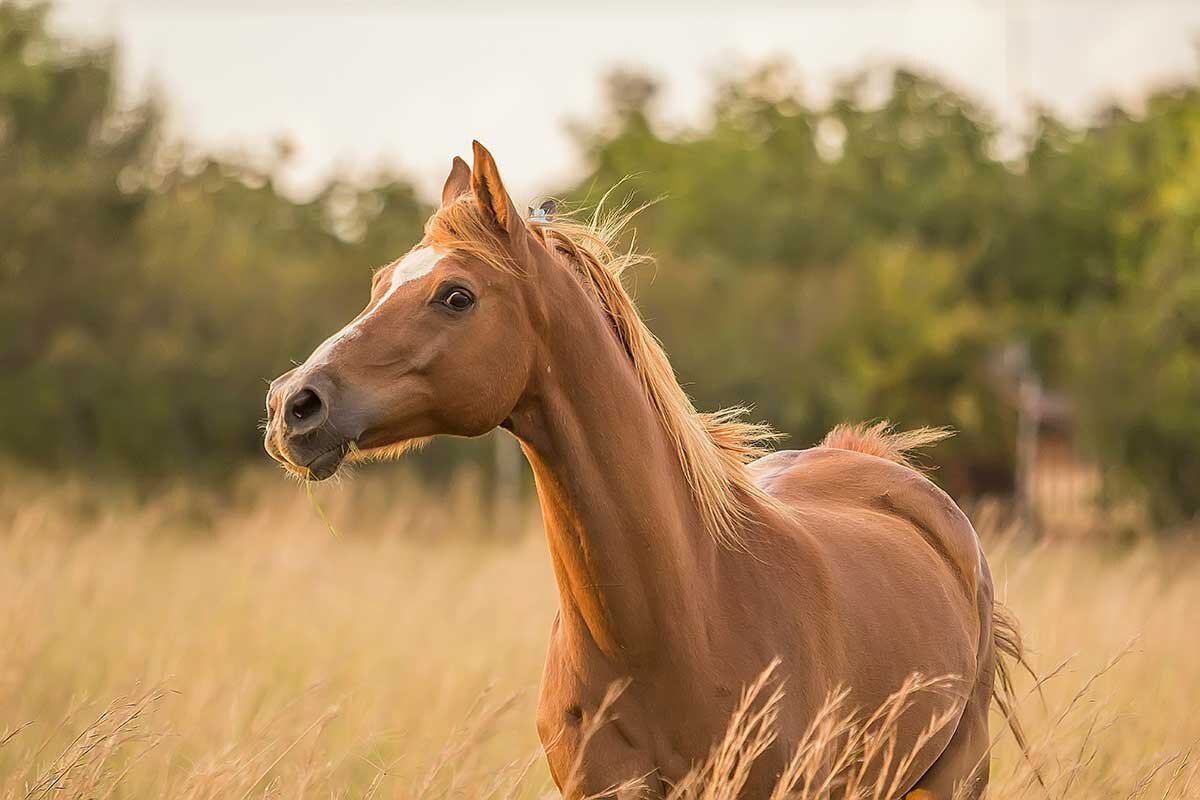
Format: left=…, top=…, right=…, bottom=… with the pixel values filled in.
left=471, top=140, right=524, bottom=240
left=441, top=156, right=471, bottom=207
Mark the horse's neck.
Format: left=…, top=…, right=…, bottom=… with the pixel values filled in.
left=509, top=285, right=719, bottom=665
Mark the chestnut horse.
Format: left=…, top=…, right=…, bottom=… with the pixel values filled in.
left=264, top=142, right=1027, bottom=798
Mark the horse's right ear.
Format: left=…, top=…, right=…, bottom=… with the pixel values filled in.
left=441, top=156, right=471, bottom=206
left=471, top=140, right=523, bottom=240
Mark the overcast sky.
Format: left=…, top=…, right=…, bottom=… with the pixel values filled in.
left=53, top=1, right=1200, bottom=203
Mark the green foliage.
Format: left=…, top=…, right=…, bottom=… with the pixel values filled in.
left=2, top=4, right=1198, bottom=521
left=0, top=2, right=429, bottom=475
left=1067, top=111, right=1200, bottom=523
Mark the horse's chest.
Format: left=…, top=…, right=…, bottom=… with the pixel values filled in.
left=535, top=626, right=681, bottom=794
left=534, top=621, right=785, bottom=796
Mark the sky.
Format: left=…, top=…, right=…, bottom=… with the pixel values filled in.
left=52, top=1, right=1200, bottom=204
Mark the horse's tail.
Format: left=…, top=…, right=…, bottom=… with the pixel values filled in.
left=819, top=420, right=953, bottom=471
left=991, top=601, right=1047, bottom=790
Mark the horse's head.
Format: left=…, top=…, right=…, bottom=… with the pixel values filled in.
left=264, top=142, right=543, bottom=480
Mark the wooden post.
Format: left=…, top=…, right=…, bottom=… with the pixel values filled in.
left=493, top=431, right=522, bottom=537
left=1015, top=364, right=1041, bottom=538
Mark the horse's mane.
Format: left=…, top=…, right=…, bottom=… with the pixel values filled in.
left=426, top=193, right=782, bottom=550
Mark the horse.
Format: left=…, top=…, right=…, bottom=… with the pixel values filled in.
left=263, top=141, right=1029, bottom=799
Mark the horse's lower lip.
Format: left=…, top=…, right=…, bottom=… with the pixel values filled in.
left=304, top=447, right=345, bottom=481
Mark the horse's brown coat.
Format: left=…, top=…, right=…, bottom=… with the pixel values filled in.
left=264, top=142, right=1012, bottom=798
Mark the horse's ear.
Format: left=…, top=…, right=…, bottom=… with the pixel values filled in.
left=471, top=140, right=522, bottom=238
left=441, top=156, right=471, bottom=207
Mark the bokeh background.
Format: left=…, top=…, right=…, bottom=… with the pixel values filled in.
left=7, top=1, right=1200, bottom=530
left=3, top=2, right=1200, bottom=797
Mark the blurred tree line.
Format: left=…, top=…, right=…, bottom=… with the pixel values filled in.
left=1, top=3, right=1198, bottom=524
left=0, top=3, right=428, bottom=478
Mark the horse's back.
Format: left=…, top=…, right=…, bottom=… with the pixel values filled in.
left=752, top=446, right=983, bottom=603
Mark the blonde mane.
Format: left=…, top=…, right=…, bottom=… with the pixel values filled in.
left=427, top=194, right=782, bottom=550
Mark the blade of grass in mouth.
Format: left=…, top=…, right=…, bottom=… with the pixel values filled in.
left=305, top=480, right=339, bottom=538
left=303, top=442, right=362, bottom=538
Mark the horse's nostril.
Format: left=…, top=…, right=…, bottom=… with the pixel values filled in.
left=287, top=387, right=324, bottom=424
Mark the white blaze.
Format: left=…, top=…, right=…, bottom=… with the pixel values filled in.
left=306, top=246, right=442, bottom=366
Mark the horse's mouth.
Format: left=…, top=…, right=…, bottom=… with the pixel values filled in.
left=270, top=434, right=428, bottom=481
left=270, top=440, right=349, bottom=481
left=301, top=444, right=348, bottom=481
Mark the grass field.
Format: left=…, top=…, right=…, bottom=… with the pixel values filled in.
left=1, top=467, right=1198, bottom=798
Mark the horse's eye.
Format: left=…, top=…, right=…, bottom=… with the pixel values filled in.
left=443, top=288, right=474, bottom=311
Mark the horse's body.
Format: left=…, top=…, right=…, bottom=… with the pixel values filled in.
left=514, top=273, right=993, bottom=797
left=263, top=142, right=1022, bottom=798
left=536, top=444, right=993, bottom=798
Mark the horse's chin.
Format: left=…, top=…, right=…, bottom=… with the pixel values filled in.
left=345, top=437, right=433, bottom=466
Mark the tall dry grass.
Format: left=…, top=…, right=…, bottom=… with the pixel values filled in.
left=0, top=467, right=1197, bottom=798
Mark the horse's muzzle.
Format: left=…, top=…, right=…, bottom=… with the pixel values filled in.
left=264, top=371, right=354, bottom=480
